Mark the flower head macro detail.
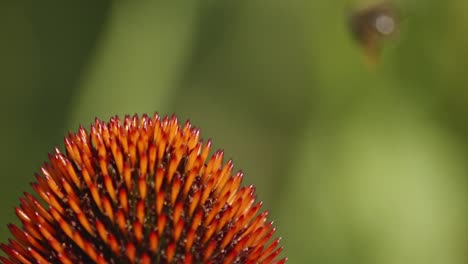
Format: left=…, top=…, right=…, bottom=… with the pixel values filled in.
left=0, top=114, right=286, bottom=264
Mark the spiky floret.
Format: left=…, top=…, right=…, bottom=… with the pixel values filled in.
left=1, top=114, right=286, bottom=264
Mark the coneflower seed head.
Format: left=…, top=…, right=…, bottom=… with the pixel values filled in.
left=1, top=113, right=286, bottom=264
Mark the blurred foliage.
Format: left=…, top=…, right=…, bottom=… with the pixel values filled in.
left=1, top=0, right=468, bottom=263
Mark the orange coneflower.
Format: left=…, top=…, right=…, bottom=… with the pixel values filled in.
left=1, top=113, right=286, bottom=264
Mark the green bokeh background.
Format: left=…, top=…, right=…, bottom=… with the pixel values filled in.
left=2, top=1, right=468, bottom=263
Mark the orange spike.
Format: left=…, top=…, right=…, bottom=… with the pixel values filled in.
left=173, top=202, right=183, bottom=225
left=108, top=234, right=120, bottom=254
left=1, top=244, right=23, bottom=263
left=238, top=202, right=262, bottom=232
left=41, top=172, right=64, bottom=199
left=109, top=138, right=120, bottom=173
left=203, top=240, right=217, bottom=262
left=114, top=147, right=124, bottom=176
left=118, top=188, right=129, bottom=213
left=152, top=115, right=162, bottom=142
left=134, top=220, right=143, bottom=242
left=64, top=159, right=81, bottom=188
left=77, top=212, right=95, bottom=236
left=166, top=242, right=176, bottom=263
left=187, top=129, right=199, bottom=151
left=22, top=222, right=41, bottom=241
left=261, top=220, right=276, bottom=237
left=259, top=240, right=282, bottom=263
left=190, top=211, right=203, bottom=232
left=198, top=140, right=212, bottom=175
left=31, top=183, right=49, bottom=205
left=82, top=152, right=95, bottom=176
left=102, top=196, right=114, bottom=222
left=64, top=137, right=81, bottom=165
left=45, top=192, right=64, bottom=214
left=211, top=151, right=224, bottom=177
left=116, top=210, right=127, bottom=233
left=254, top=223, right=275, bottom=249
left=232, top=235, right=250, bottom=255
left=155, top=167, right=164, bottom=193
left=95, top=220, right=108, bottom=243
left=242, top=211, right=268, bottom=242
left=181, top=120, right=191, bottom=135
left=156, top=190, right=165, bottom=216
left=184, top=253, right=193, bottom=264
left=15, top=208, right=31, bottom=224
left=8, top=224, right=45, bottom=253
left=205, top=191, right=230, bottom=225
left=136, top=200, right=145, bottom=224
left=185, top=228, right=196, bottom=252
left=249, top=211, right=269, bottom=234
left=28, top=247, right=49, bottom=264
left=81, top=167, right=92, bottom=188
left=227, top=187, right=250, bottom=210
left=60, top=176, right=75, bottom=198
left=227, top=194, right=245, bottom=221
left=129, top=142, right=136, bottom=167
left=245, top=226, right=267, bottom=249
left=96, top=254, right=107, bottom=264
left=119, top=130, right=129, bottom=155
left=56, top=254, right=72, bottom=264
left=228, top=172, right=244, bottom=195
left=149, top=231, right=159, bottom=253
left=24, top=193, right=52, bottom=222
left=214, top=160, right=234, bottom=195
left=72, top=231, right=85, bottom=251
left=189, top=189, right=201, bottom=217
left=47, top=237, right=64, bottom=255
left=233, top=190, right=255, bottom=220
left=121, top=163, right=131, bottom=191
left=167, top=115, right=177, bottom=141
left=184, top=143, right=200, bottom=173
left=126, top=243, right=136, bottom=262
left=139, top=152, right=148, bottom=179
left=77, top=128, right=93, bottom=146
left=171, top=174, right=182, bottom=205
left=98, top=156, right=109, bottom=177
left=157, top=214, right=167, bottom=237
left=148, top=143, right=157, bottom=174
left=200, top=177, right=215, bottom=207
left=90, top=126, right=101, bottom=148
left=203, top=219, right=219, bottom=244
left=101, top=121, right=111, bottom=147
left=216, top=206, right=233, bottom=233
left=222, top=249, right=237, bottom=264
left=167, top=146, right=185, bottom=184
left=273, top=258, right=288, bottom=264
left=220, top=225, right=238, bottom=249
left=182, top=169, right=197, bottom=197
left=8, top=240, right=29, bottom=258
left=141, top=253, right=151, bottom=264
left=138, top=176, right=147, bottom=200
left=203, top=153, right=216, bottom=181
left=174, top=219, right=184, bottom=242
left=89, top=183, right=102, bottom=211
left=156, top=134, right=167, bottom=163
left=137, top=135, right=146, bottom=158
left=103, top=174, right=116, bottom=202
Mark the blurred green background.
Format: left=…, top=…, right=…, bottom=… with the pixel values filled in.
left=2, top=1, right=468, bottom=263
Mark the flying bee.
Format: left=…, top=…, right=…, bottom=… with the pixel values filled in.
left=348, top=1, right=400, bottom=66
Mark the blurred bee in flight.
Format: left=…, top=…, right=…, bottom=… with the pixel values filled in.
left=348, top=1, right=400, bottom=66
